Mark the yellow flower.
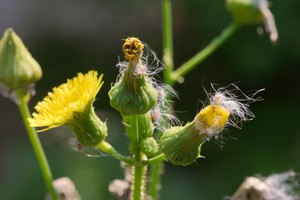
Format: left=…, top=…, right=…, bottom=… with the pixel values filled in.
left=194, top=84, right=263, bottom=139
left=29, top=71, right=107, bottom=146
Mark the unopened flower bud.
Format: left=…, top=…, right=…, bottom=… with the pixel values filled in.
left=140, top=137, right=159, bottom=157
left=0, top=28, right=42, bottom=103
left=109, top=37, right=158, bottom=115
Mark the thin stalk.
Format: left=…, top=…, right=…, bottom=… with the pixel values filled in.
left=148, top=159, right=164, bottom=200
left=97, top=141, right=133, bottom=165
left=17, top=96, right=58, bottom=200
left=162, top=0, right=174, bottom=85
left=147, top=154, right=166, bottom=164
left=171, top=22, right=240, bottom=84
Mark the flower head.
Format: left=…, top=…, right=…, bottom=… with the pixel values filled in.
left=159, top=84, right=263, bottom=166
left=29, top=71, right=107, bottom=146
left=195, top=84, right=264, bottom=139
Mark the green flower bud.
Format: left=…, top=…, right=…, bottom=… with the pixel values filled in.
left=226, top=0, right=264, bottom=24
left=159, top=122, right=205, bottom=166
left=140, top=137, right=159, bottom=157
left=0, top=28, right=42, bottom=103
left=67, top=103, right=108, bottom=147
left=109, top=37, right=158, bottom=115
left=123, top=112, right=154, bottom=139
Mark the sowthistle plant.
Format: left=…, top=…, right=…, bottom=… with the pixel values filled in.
left=1, top=0, right=292, bottom=199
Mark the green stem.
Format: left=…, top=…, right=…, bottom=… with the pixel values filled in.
left=162, top=0, right=174, bottom=85
left=17, top=96, right=58, bottom=200
left=132, top=117, right=144, bottom=200
left=133, top=164, right=145, bottom=200
left=171, top=22, right=240, bottom=84
left=97, top=141, right=133, bottom=164
left=147, top=153, right=166, bottom=200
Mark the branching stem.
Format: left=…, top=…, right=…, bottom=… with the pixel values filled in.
left=171, top=22, right=240, bottom=84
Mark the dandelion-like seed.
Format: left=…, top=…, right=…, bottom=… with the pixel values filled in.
left=29, top=71, right=107, bottom=146
left=195, top=84, right=264, bottom=139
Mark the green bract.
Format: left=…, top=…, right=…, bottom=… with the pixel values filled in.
left=159, top=122, right=205, bottom=166
left=67, top=103, right=108, bottom=147
left=109, top=72, right=157, bottom=115
left=123, top=112, right=154, bottom=139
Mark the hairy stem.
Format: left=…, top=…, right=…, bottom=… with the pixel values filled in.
left=17, top=96, right=58, bottom=200
left=131, top=117, right=146, bottom=200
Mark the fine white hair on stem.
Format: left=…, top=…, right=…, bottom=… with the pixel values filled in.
left=204, top=83, right=264, bottom=129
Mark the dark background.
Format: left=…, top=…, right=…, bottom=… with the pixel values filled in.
left=0, top=0, right=299, bottom=199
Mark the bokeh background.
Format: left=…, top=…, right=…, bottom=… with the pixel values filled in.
left=0, top=0, right=299, bottom=199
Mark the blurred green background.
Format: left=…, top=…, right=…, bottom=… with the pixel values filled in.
left=0, top=0, right=299, bottom=199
